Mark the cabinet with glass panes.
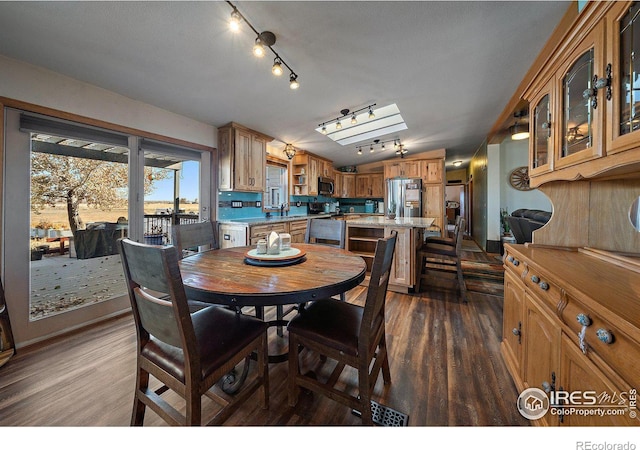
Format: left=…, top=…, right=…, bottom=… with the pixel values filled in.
left=525, top=1, right=640, bottom=187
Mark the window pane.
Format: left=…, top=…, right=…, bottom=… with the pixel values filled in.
left=533, top=94, right=550, bottom=168
left=562, top=49, right=594, bottom=157
left=29, top=134, right=128, bottom=320
left=620, top=2, right=640, bottom=135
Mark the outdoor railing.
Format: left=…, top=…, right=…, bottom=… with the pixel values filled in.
left=144, top=213, right=200, bottom=245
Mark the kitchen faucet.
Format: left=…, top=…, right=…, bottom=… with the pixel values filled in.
left=280, top=203, right=288, bottom=216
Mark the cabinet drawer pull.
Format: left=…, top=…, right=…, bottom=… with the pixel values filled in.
left=596, top=328, right=614, bottom=345
left=538, top=281, right=549, bottom=290
left=512, top=259, right=519, bottom=266
left=531, top=275, right=540, bottom=283
left=506, top=255, right=514, bottom=263
left=576, top=313, right=591, bottom=327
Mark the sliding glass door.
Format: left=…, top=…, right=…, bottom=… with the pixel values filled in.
left=2, top=108, right=211, bottom=344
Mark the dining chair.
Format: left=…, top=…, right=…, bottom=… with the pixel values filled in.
left=171, top=221, right=219, bottom=259
left=425, top=215, right=461, bottom=246
left=305, top=218, right=347, bottom=302
left=287, top=231, right=397, bottom=425
left=273, top=218, right=349, bottom=337
left=118, top=238, right=269, bottom=426
left=415, top=217, right=468, bottom=303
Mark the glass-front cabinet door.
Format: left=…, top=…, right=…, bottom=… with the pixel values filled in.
left=529, top=82, right=553, bottom=176
left=556, top=23, right=605, bottom=169
left=607, top=1, right=640, bottom=154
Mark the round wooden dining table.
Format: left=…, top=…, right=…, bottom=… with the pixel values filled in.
left=179, top=243, right=367, bottom=392
left=178, top=243, right=367, bottom=309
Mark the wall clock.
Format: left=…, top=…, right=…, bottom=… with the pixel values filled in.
left=509, top=166, right=532, bottom=191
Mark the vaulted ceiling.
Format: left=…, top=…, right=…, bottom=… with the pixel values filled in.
left=0, top=1, right=571, bottom=168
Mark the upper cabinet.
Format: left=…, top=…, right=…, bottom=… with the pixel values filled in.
left=525, top=2, right=640, bottom=187
left=218, top=122, right=272, bottom=192
left=384, top=161, right=421, bottom=179
left=290, top=150, right=334, bottom=196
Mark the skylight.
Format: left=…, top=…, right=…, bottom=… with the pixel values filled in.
left=316, top=103, right=407, bottom=146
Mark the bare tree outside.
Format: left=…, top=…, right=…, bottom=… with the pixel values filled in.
left=30, top=153, right=170, bottom=237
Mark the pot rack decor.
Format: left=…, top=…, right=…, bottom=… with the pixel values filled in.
left=227, top=1, right=300, bottom=90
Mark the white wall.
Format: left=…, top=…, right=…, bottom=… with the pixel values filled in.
left=0, top=55, right=216, bottom=146
left=487, top=143, right=502, bottom=241
left=500, top=139, right=552, bottom=214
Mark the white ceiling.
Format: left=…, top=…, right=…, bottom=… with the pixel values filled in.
left=0, top=1, right=571, bottom=169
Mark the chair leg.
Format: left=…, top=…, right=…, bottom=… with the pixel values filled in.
left=456, top=258, right=468, bottom=304
left=415, top=252, right=424, bottom=293
left=288, top=334, right=300, bottom=407
left=186, top=389, right=202, bottom=426
left=379, top=335, right=391, bottom=384
left=358, top=366, right=373, bottom=425
left=131, top=368, right=148, bottom=426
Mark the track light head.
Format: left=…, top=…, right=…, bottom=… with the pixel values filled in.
left=289, top=73, right=299, bottom=90
left=272, top=57, right=283, bottom=76
left=229, top=9, right=242, bottom=31
left=253, top=37, right=265, bottom=57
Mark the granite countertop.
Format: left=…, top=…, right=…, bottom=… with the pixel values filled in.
left=345, top=216, right=436, bottom=228
left=219, top=213, right=333, bottom=226
left=219, top=212, right=385, bottom=226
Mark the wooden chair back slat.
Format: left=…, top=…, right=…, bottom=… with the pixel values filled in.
left=171, top=221, right=218, bottom=259
left=119, top=239, right=195, bottom=352
left=360, top=231, right=397, bottom=353
left=304, top=218, right=346, bottom=248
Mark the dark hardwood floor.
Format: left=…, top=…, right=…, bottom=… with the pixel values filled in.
left=0, top=242, right=528, bottom=427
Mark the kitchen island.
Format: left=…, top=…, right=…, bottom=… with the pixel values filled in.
left=346, top=216, right=435, bottom=293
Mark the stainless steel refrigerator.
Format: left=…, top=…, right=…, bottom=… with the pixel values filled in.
left=385, top=178, right=422, bottom=217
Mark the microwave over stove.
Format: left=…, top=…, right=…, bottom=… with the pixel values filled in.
left=318, top=177, right=334, bottom=195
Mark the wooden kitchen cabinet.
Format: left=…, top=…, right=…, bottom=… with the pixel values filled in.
left=288, top=219, right=308, bottom=244
left=355, top=173, right=384, bottom=198
left=384, top=226, right=413, bottom=288
left=341, top=173, right=356, bottom=198
left=423, top=184, right=444, bottom=235
left=502, top=270, right=525, bottom=383
left=522, top=292, right=561, bottom=426
left=384, top=161, right=421, bottom=179
left=524, top=2, right=640, bottom=187
left=420, top=159, right=443, bottom=183
left=501, top=244, right=640, bottom=426
left=346, top=223, right=418, bottom=292
left=218, top=122, right=272, bottom=192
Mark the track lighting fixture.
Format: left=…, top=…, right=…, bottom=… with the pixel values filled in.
left=354, top=138, right=405, bottom=156
left=226, top=1, right=300, bottom=90
left=368, top=107, right=375, bottom=119
left=318, top=104, right=377, bottom=133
